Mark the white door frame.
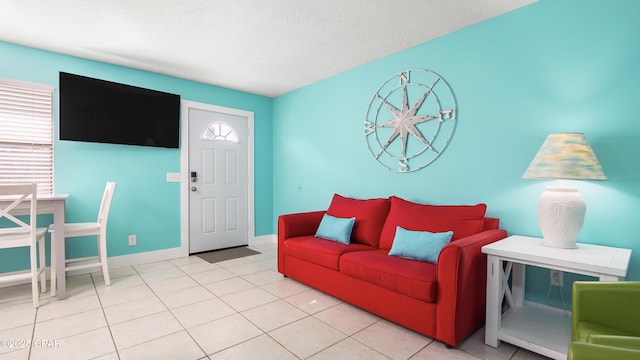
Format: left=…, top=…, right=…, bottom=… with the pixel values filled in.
left=179, top=100, right=255, bottom=256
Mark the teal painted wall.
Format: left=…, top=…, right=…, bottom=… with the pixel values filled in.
left=273, top=0, right=640, bottom=306
left=0, top=41, right=273, bottom=271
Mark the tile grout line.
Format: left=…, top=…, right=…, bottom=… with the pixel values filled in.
left=90, top=271, right=121, bottom=360
left=123, top=260, right=209, bottom=358
left=27, top=303, right=38, bottom=359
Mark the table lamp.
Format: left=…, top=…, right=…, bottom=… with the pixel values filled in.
left=522, top=133, right=607, bottom=248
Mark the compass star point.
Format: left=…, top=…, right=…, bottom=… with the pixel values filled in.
left=378, top=86, right=438, bottom=157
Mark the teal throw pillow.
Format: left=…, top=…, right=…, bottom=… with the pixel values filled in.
left=315, top=214, right=355, bottom=244
left=388, top=226, right=453, bottom=263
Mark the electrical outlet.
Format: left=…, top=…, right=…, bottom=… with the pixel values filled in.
left=128, top=235, right=136, bottom=246
left=550, top=270, right=563, bottom=287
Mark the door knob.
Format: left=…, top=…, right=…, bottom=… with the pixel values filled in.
left=191, top=186, right=197, bottom=192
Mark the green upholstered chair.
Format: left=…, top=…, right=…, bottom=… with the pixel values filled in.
left=567, top=281, right=640, bottom=360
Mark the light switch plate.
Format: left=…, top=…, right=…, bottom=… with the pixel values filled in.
left=166, top=172, right=181, bottom=182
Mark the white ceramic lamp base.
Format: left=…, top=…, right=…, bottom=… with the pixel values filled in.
left=537, top=185, right=586, bottom=249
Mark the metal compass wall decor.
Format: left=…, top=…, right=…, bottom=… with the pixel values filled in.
left=364, top=69, right=457, bottom=172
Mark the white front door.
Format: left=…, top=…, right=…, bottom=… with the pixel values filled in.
left=188, top=107, right=249, bottom=253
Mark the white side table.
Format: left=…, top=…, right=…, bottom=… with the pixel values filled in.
left=482, top=235, right=631, bottom=360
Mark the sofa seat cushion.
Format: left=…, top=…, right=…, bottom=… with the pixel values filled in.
left=284, top=235, right=375, bottom=271
left=379, top=196, right=487, bottom=249
left=340, top=249, right=438, bottom=302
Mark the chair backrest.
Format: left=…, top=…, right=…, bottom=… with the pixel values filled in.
left=97, top=182, right=117, bottom=227
left=0, top=183, right=37, bottom=247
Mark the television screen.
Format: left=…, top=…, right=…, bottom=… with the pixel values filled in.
left=59, top=72, right=181, bottom=148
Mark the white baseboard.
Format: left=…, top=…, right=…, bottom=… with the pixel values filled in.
left=1, top=234, right=278, bottom=289
left=107, top=246, right=187, bottom=269
left=250, top=234, right=276, bottom=246
left=0, top=270, right=43, bottom=288
left=99, top=234, right=276, bottom=269
left=0, top=247, right=187, bottom=289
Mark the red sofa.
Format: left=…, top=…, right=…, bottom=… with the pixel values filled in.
left=277, top=194, right=508, bottom=347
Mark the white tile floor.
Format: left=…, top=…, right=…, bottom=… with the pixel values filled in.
left=0, top=243, right=552, bottom=360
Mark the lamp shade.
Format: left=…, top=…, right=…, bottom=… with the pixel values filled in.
left=522, top=133, right=607, bottom=180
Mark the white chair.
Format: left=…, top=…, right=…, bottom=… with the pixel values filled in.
left=50, top=182, right=116, bottom=296
left=0, top=183, right=47, bottom=308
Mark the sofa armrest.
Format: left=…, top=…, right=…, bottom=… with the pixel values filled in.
left=482, top=217, right=500, bottom=231
left=435, top=228, right=508, bottom=346
left=278, top=211, right=325, bottom=239
left=572, top=281, right=640, bottom=341
left=277, top=211, right=325, bottom=274
left=568, top=342, right=640, bottom=360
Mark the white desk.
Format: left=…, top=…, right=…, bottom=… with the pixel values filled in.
left=482, top=235, right=631, bottom=360
left=2, top=194, right=69, bottom=299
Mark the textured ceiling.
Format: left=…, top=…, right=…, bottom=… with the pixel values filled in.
left=0, top=0, right=536, bottom=97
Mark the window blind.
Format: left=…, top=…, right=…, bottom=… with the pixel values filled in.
left=0, top=79, right=54, bottom=195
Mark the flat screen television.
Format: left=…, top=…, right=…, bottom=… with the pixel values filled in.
left=59, top=72, right=181, bottom=148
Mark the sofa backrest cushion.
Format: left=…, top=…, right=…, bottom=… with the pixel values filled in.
left=326, top=194, right=391, bottom=247
left=379, top=196, right=487, bottom=250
